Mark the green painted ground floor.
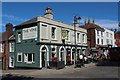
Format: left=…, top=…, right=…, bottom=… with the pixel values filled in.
left=8, top=43, right=88, bottom=69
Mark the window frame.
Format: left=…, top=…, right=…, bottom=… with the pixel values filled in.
left=17, top=52, right=22, bottom=62
left=24, top=53, right=35, bottom=64
left=9, top=42, right=14, bottom=52
left=18, top=32, right=21, bottom=43
left=51, top=27, right=56, bottom=39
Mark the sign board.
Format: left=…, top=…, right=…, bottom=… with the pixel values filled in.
left=62, top=30, right=68, bottom=40
left=22, top=26, right=37, bottom=40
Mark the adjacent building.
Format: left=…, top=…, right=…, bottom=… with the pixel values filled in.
left=81, top=18, right=115, bottom=56
left=114, top=32, right=120, bottom=47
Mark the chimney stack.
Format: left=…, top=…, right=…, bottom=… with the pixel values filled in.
left=88, top=17, right=90, bottom=24
left=4, top=23, right=13, bottom=70
left=44, top=7, right=53, bottom=19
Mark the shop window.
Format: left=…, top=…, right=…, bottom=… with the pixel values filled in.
left=24, top=53, right=35, bottom=63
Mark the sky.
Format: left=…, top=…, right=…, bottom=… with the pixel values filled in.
left=1, top=2, right=119, bottom=32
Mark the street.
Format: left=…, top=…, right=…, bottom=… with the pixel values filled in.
left=1, top=61, right=120, bottom=80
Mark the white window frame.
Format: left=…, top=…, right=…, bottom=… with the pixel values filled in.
left=9, top=42, right=14, bottom=52
left=77, top=33, right=80, bottom=43
left=17, top=52, right=22, bottom=62
left=51, top=27, right=56, bottom=39
left=18, top=33, right=21, bottom=43
left=24, top=53, right=35, bottom=64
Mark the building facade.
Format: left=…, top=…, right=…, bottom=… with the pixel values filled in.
left=81, top=18, right=115, bottom=58
left=13, top=7, right=88, bottom=69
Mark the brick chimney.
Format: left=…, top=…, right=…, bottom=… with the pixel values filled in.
left=4, top=23, right=13, bottom=70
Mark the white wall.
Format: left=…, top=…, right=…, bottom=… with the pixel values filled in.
left=38, top=16, right=87, bottom=46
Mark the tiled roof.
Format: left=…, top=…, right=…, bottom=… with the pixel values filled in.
left=80, top=23, right=104, bottom=31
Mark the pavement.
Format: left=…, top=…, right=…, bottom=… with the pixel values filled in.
left=1, top=61, right=120, bottom=79
left=2, top=62, right=95, bottom=76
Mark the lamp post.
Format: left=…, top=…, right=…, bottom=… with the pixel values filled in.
left=73, top=16, right=81, bottom=66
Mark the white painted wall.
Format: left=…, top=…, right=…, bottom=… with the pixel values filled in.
left=38, top=16, right=87, bottom=46
left=95, top=28, right=115, bottom=47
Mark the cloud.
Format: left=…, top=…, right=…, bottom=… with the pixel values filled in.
left=80, top=17, right=118, bottom=30
left=95, top=19, right=118, bottom=29
left=1, top=14, right=28, bottom=22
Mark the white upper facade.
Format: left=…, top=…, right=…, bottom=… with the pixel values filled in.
left=38, top=16, right=87, bottom=46
left=95, top=28, right=114, bottom=46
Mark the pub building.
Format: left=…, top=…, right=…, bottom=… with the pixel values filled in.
left=11, top=7, right=88, bottom=69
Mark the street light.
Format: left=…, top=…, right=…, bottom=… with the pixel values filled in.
left=73, top=16, right=81, bottom=67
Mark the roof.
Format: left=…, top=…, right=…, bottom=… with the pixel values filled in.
left=14, top=15, right=73, bottom=28
left=0, top=31, right=15, bottom=42
left=80, top=23, right=104, bottom=31
left=0, top=32, right=6, bottom=42
left=15, top=17, right=38, bottom=27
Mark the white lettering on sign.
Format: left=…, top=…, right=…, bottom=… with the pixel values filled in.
left=22, top=26, right=37, bottom=40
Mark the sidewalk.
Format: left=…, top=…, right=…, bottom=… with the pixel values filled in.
left=2, top=62, right=95, bottom=76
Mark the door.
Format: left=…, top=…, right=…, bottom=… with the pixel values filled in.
left=42, top=52, right=46, bottom=67
left=9, top=57, right=14, bottom=68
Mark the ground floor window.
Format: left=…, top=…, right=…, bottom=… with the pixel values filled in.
left=24, top=53, right=35, bottom=63
left=17, top=53, right=22, bottom=62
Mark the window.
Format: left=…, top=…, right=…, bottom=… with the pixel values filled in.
left=18, top=32, right=21, bottom=43
left=82, top=34, right=85, bottom=42
left=97, top=30, right=99, bottom=36
left=106, top=39, right=109, bottom=44
left=24, top=53, right=35, bottom=63
left=17, top=53, right=22, bottom=62
left=0, top=43, right=4, bottom=52
left=111, top=40, right=113, bottom=45
left=110, top=33, right=112, bottom=38
left=97, top=38, right=99, bottom=44
left=77, top=33, right=80, bottom=42
left=66, top=30, right=69, bottom=40
left=51, top=27, right=56, bottom=39
left=106, top=32, right=109, bottom=37
left=101, top=39, right=103, bottom=44
left=9, top=42, right=14, bottom=52
left=101, top=31, right=103, bottom=37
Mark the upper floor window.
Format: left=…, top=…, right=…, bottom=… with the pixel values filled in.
left=97, top=38, right=99, bottom=44
left=101, top=31, right=103, bottom=37
left=51, top=27, right=56, bottom=39
left=106, top=32, right=109, bottom=37
left=77, top=33, right=80, bottom=42
left=110, top=33, right=112, bottom=38
left=66, top=30, right=70, bottom=40
left=18, top=32, right=21, bottom=43
left=82, top=34, right=85, bottom=42
left=97, top=30, right=99, bottom=36
left=9, top=42, right=14, bottom=52
left=101, top=39, right=103, bottom=45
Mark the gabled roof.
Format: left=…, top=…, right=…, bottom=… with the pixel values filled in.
left=80, top=23, right=104, bottom=31
left=0, top=31, right=15, bottom=42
